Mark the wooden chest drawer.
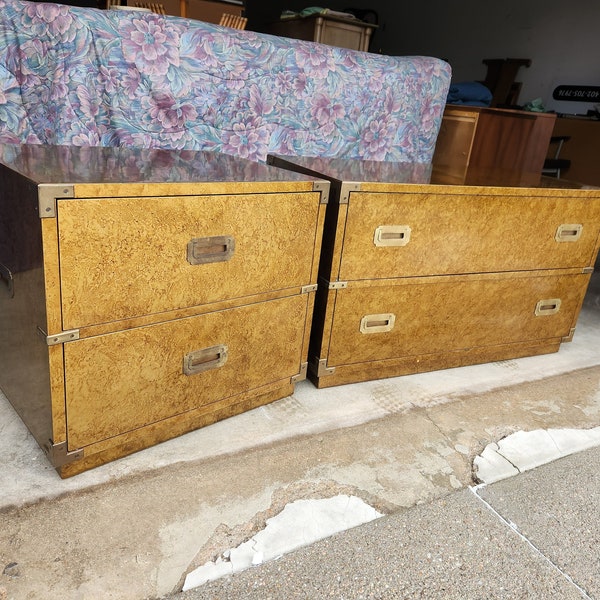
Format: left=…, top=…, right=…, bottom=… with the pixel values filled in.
left=0, top=144, right=328, bottom=476
left=312, top=270, right=590, bottom=388
left=64, top=294, right=311, bottom=451
left=58, top=190, right=323, bottom=329
left=337, top=189, right=600, bottom=280
left=268, top=154, right=600, bottom=388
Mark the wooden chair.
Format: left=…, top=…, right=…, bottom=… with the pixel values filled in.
left=543, top=136, right=571, bottom=179
left=219, top=12, right=247, bottom=30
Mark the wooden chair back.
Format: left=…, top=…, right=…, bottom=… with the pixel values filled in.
left=219, top=13, right=247, bottom=29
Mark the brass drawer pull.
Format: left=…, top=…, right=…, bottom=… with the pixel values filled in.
left=555, top=224, right=583, bottom=242
left=187, top=235, right=235, bottom=265
left=373, top=225, right=411, bottom=247
left=0, top=262, right=14, bottom=298
left=360, top=313, right=396, bottom=334
left=535, top=299, right=562, bottom=316
left=183, top=344, right=228, bottom=375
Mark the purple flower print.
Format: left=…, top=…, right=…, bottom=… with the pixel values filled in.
left=121, top=17, right=180, bottom=76
left=360, top=118, right=395, bottom=160
left=70, top=129, right=102, bottom=146
left=76, top=84, right=102, bottom=119
left=122, top=67, right=142, bottom=99
left=24, top=2, right=77, bottom=40
left=310, top=93, right=344, bottom=134
left=222, top=120, right=267, bottom=161
left=98, top=65, right=121, bottom=96
left=143, top=92, right=198, bottom=131
left=295, top=46, right=335, bottom=79
left=0, top=87, right=24, bottom=131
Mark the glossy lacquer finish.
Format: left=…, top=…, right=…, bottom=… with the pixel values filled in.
left=0, top=143, right=328, bottom=476
left=268, top=154, right=600, bottom=389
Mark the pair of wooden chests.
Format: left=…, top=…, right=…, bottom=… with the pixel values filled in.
left=1, top=144, right=599, bottom=476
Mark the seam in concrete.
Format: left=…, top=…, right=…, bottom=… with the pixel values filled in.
left=469, top=485, right=593, bottom=600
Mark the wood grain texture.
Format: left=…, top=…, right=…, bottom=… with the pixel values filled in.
left=63, top=294, right=309, bottom=449
left=41, top=218, right=62, bottom=334
left=78, top=287, right=303, bottom=339
left=58, top=191, right=322, bottom=329
left=432, top=105, right=556, bottom=187
left=48, top=344, right=67, bottom=442
left=312, top=339, right=562, bottom=388
left=431, top=111, right=478, bottom=185
left=338, top=191, right=600, bottom=281
left=58, top=380, right=294, bottom=477
left=73, top=181, right=314, bottom=200
left=325, top=271, right=589, bottom=367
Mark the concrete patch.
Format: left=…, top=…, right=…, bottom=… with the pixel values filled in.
left=474, top=427, right=600, bottom=484
left=182, top=495, right=383, bottom=591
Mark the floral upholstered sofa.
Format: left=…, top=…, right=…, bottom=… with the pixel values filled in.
left=0, top=0, right=451, bottom=163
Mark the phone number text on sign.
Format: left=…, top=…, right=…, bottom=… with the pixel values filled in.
left=553, top=85, right=600, bottom=101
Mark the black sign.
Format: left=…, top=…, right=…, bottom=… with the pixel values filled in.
left=553, top=85, right=600, bottom=102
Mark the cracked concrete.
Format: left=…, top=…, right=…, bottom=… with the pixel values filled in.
left=474, top=426, right=600, bottom=483
left=177, top=447, right=600, bottom=600
left=181, top=495, right=383, bottom=591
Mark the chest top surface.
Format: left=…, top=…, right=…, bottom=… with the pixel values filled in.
left=0, top=144, right=321, bottom=188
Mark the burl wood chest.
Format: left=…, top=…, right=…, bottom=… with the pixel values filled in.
left=268, top=155, right=600, bottom=389
left=0, top=144, right=328, bottom=476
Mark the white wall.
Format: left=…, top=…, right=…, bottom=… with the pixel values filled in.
left=362, top=0, right=600, bottom=113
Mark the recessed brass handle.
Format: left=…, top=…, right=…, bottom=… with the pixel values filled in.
left=360, top=313, right=396, bottom=334
left=373, top=225, right=411, bottom=247
left=183, top=344, right=228, bottom=376
left=0, top=262, right=14, bottom=298
left=535, top=299, right=562, bottom=316
left=187, top=235, right=235, bottom=265
left=555, top=224, right=583, bottom=242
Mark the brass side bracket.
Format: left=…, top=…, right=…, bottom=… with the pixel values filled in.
left=562, top=328, right=576, bottom=343
left=313, top=357, right=335, bottom=377
left=291, top=362, right=308, bottom=383
left=44, top=440, right=84, bottom=468
left=313, top=181, right=330, bottom=204
left=301, top=283, right=318, bottom=294
left=38, top=184, right=74, bottom=218
left=339, top=182, right=361, bottom=204
left=582, top=267, right=594, bottom=275
left=39, top=327, right=80, bottom=346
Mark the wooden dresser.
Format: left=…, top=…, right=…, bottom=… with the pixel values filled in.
left=266, top=14, right=375, bottom=52
left=548, top=115, right=600, bottom=187
left=145, top=0, right=244, bottom=21
left=433, top=105, right=556, bottom=187
left=0, top=144, right=328, bottom=476
left=268, top=155, right=600, bottom=389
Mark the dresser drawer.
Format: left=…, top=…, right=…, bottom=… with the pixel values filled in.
left=311, top=269, right=590, bottom=387
left=337, top=190, right=600, bottom=281
left=57, top=191, right=322, bottom=329
left=63, top=293, right=311, bottom=450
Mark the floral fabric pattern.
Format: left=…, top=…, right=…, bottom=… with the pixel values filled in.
left=0, top=0, right=451, bottom=163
